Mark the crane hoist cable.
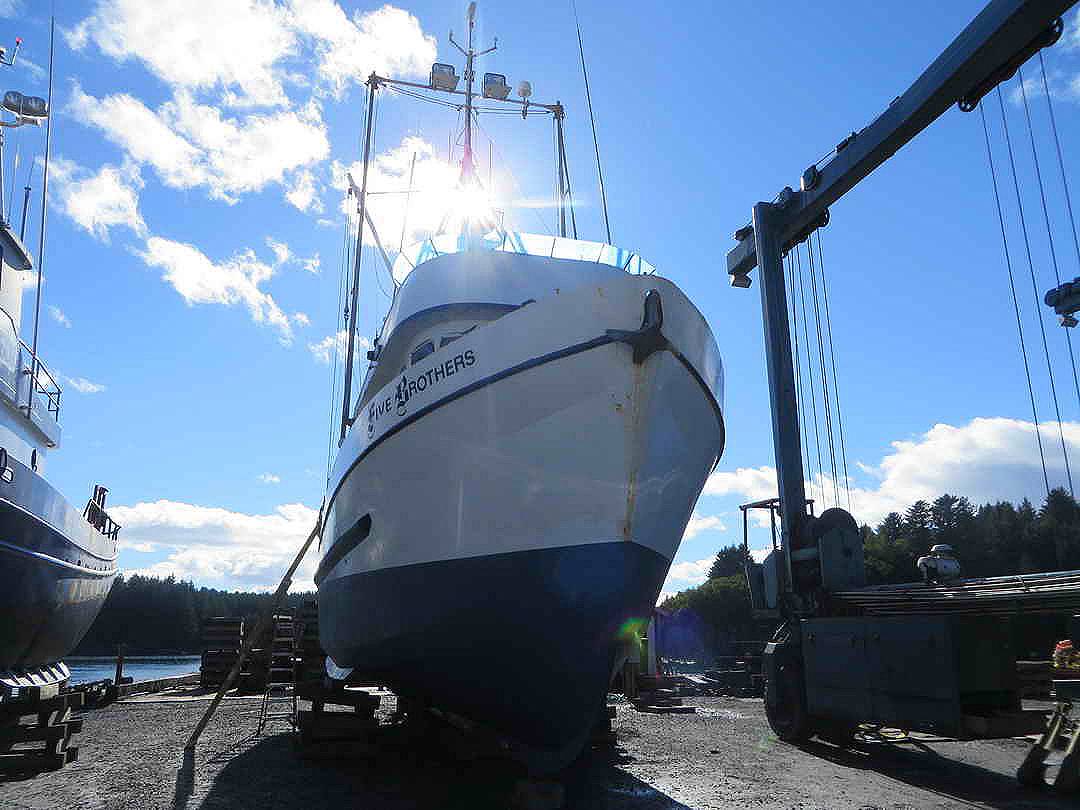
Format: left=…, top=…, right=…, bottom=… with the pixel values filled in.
left=814, top=231, right=853, bottom=512
left=806, top=239, right=840, bottom=507
left=1019, top=67, right=1080, bottom=457
left=795, top=243, right=826, bottom=505
left=787, top=250, right=814, bottom=508
left=980, top=99, right=1051, bottom=498
left=996, top=85, right=1073, bottom=496
left=1038, top=52, right=1080, bottom=403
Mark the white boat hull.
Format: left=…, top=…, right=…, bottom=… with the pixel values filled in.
left=318, top=269, right=723, bottom=768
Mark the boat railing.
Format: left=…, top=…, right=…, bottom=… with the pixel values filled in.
left=0, top=305, right=62, bottom=443
left=391, top=230, right=657, bottom=281
left=83, top=497, right=121, bottom=541
left=20, top=340, right=60, bottom=421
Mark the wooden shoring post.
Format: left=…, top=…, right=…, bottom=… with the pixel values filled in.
left=184, top=502, right=324, bottom=753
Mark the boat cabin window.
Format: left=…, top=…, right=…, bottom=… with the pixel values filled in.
left=439, top=324, right=478, bottom=348
left=410, top=340, right=435, bottom=366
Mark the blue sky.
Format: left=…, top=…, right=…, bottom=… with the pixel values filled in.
left=8, top=0, right=1080, bottom=594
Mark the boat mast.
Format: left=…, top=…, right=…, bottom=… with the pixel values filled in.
left=339, top=73, right=379, bottom=444
left=450, top=2, right=496, bottom=183
left=27, top=18, right=53, bottom=417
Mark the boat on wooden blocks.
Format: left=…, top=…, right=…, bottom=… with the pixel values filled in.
left=314, top=4, right=723, bottom=771
left=318, top=239, right=724, bottom=770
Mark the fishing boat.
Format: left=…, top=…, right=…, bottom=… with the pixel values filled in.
left=0, top=27, right=120, bottom=693
left=316, top=5, right=723, bottom=768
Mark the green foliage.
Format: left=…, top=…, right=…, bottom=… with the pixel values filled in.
left=75, top=574, right=313, bottom=655
left=661, top=575, right=760, bottom=651
left=707, top=544, right=750, bottom=579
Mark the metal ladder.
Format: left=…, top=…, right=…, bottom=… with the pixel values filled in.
left=256, top=613, right=297, bottom=735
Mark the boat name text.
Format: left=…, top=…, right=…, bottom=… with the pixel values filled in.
left=368, top=349, right=477, bottom=432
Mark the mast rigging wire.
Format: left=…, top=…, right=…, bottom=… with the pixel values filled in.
left=1018, top=68, right=1080, bottom=436
left=996, top=86, right=1073, bottom=496
left=814, top=231, right=852, bottom=512
left=571, top=0, right=612, bottom=244
left=326, top=215, right=352, bottom=480
left=980, top=99, right=1050, bottom=498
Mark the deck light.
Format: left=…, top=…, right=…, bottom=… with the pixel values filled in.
left=2, top=90, right=47, bottom=120
left=482, top=72, right=510, bottom=100
left=430, top=63, right=459, bottom=92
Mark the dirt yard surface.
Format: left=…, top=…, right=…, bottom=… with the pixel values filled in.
left=0, top=690, right=1074, bottom=809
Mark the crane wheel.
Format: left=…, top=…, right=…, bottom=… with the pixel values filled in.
left=765, top=659, right=812, bottom=743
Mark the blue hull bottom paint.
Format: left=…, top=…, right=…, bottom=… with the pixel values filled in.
left=0, top=465, right=116, bottom=672
left=320, top=540, right=667, bottom=761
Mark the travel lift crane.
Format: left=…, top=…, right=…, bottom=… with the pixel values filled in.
left=733, top=0, right=1076, bottom=749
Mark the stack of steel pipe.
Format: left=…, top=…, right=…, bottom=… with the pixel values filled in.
left=833, top=569, right=1080, bottom=616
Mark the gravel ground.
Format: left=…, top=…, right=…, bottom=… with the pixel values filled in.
left=0, top=690, right=1075, bottom=809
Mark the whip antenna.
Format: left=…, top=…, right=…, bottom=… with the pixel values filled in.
left=571, top=0, right=611, bottom=244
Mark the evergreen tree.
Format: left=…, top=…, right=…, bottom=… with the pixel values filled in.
left=903, top=500, right=933, bottom=550
left=877, top=512, right=903, bottom=544
left=708, top=544, right=750, bottom=579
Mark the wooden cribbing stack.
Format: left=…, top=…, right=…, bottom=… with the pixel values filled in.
left=295, top=598, right=325, bottom=686
left=0, top=688, right=83, bottom=773
left=184, top=503, right=323, bottom=756
left=199, top=617, right=244, bottom=689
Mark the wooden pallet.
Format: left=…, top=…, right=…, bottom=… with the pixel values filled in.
left=295, top=682, right=382, bottom=759
left=0, top=691, right=84, bottom=773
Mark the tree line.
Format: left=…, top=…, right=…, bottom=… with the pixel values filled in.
left=660, top=488, right=1080, bottom=660
left=74, top=574, right=313, bottom=655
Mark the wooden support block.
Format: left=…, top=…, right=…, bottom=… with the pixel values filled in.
left=297, top=710, right=377, bottom=738
left=0, top=720, right=80, bottom=745
left=297, top=739, right=377, bottom=760
left=635, top=704, right=696, bottom=714
left=962, top=710, right=1050, bottom=739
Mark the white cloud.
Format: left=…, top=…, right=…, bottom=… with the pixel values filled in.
left=68, top=0, right=435, bottom=107
left=0, top=1, right=19, bottom=18
left=292, top=312, right=311, bottom=327
left=288, top=1, right=436, bottom=98
left=666, top=557, right=713, bottom=586
left=308, top=329, right=347, bottom=364
left=136, top=236, right=293, bottom=343
left=67, top=0, right=294, bottom=108
left=257, top=472, right=281, bottom=484
left=48, top=305, right=71, bottom=328
left=705, top=465, right=777, bottom=501
left=683, top=513, right=725, bottom=539
left=126, top=542, right=159, bottom=553
left=706, top=417, right=1080, bottom=527
left=286, top=168, right=323, bottom=213
left=113, top=499, right=320, bottom=590
left=50, top=157, right=146, bottom=242
left=69, top=85, right=329, bottom=205
left=300, top=253, right=320, bottom=274
left=266, top=237, right=291, bottom=266
left=64, top=376, right=106, bottom=394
